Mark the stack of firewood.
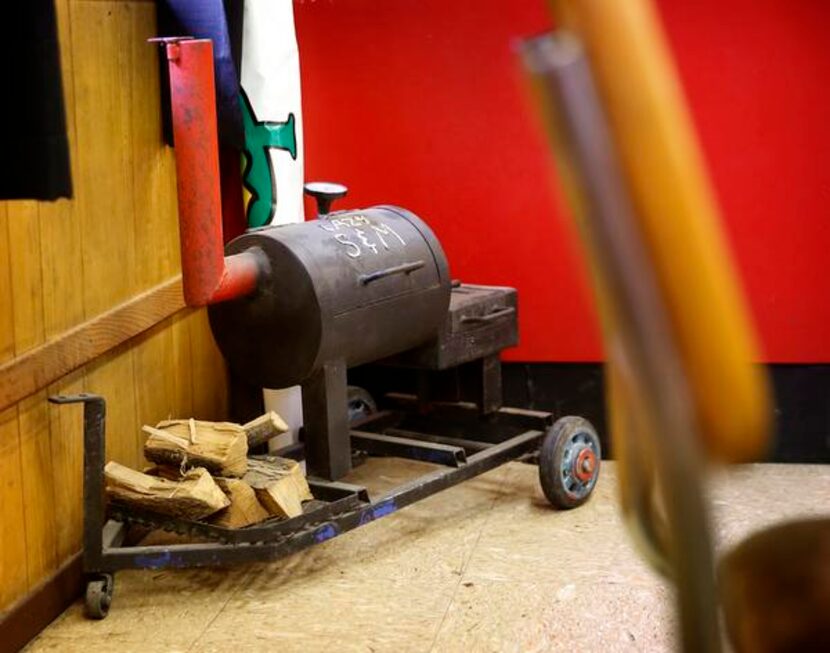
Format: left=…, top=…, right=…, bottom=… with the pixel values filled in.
left=104, top=412, right=313, bottom=528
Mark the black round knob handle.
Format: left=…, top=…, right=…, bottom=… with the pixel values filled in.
left=304, top=181, right=348, bottom=216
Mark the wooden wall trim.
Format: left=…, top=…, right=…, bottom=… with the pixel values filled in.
left=0, top=552, right=82, bottom=652
left=0, top=276, right=187, bottom=412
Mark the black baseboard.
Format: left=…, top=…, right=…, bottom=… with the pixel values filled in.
left=766, top=364, right=830, bottom=463
left=349, top=362, right=830, bottom=463
left=0, top=553, right=82, bottom=653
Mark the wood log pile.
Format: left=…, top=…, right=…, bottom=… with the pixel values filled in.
left=103, top=411, right=312, bottom=528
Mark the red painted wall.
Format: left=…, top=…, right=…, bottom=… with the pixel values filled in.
left=294, top=0, right=830, bottom=363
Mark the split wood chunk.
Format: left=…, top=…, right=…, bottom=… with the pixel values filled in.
left=243, top=411, right=290, bottom=449
left=210, top=477, right=271, bottom=529
left=104, top=462, right=230, bottom=520
left=142, top=418, right=248, bottom=477
left=249, top=456, right=314, bottom=502
left=244, top=456, right=313, bottom=519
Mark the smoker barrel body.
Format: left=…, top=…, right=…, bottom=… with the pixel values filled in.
left=208, top=205, right=452, bottom=389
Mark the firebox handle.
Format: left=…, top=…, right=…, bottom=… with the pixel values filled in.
left=461, top=306, right=516, bottom=324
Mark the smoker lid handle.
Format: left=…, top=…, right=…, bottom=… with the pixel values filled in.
left=304, top=181, right=348, bottom=216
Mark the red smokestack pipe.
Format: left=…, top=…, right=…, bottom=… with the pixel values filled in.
left=159, top=37, right=259, bottom=306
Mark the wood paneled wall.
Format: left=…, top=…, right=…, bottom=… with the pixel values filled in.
left=0, top=0, right=228, bottom=612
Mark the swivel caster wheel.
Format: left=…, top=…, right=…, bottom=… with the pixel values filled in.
left=347, top=386, right=377, bottom=423
left=84, top=573, right=114, bottom=619
left=538, top=416, right=601, bottom=509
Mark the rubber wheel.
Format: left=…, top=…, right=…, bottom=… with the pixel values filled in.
left=347, top=386, right=377, bottom=423
left=539, top=416, right=601, bottom=509
left=84, top=574, right=114, bottom=620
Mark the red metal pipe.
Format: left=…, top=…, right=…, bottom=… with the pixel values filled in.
left=220, top=146, right=247, bottom=243
left=162, top=38, right=259, bottom=307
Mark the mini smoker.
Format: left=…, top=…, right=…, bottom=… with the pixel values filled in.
left=50, top=36, right=602, bottom=619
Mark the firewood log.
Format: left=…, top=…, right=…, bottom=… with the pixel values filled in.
left=142, top=418, right=248, bottom=477
left=210, top=477, right=271, bottom=529
left=104, top=462, right=229, bottom=520
left=243, top=411, right=290, bottom=449
left=243, top=456, right=313, bottom=519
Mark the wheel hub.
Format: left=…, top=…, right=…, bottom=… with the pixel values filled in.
left=573, top=447, right=597, bottom=482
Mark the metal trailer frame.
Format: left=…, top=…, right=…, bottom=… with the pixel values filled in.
left=50, top=391, right=598, bottom=617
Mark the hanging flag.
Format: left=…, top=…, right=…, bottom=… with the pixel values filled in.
left=158, top=0, right=244, bottom=148
left=239, top=0, right=305, bottom=227
left=239, top=0, right=306, bottom=454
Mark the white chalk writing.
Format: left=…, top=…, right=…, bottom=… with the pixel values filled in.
left=334, top=233, right=361, bottom=258
left=318, top=214, right=407, bottom=259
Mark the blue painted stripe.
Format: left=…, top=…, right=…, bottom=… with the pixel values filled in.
left=314, top=523, right=339, bottom=543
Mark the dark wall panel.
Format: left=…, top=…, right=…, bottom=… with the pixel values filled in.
left=350, top=363, right=830, bottom=463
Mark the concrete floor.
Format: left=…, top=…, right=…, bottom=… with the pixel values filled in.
left=25, top=460, right=829, bottom=653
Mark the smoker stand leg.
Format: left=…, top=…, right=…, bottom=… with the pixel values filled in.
left=479, top=353, right=503, bottom=413
left=461, top=353, right=502, bottom=414
left=302, top=359, right=351, bottom=480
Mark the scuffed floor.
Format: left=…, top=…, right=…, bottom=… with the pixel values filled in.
left=24, top=460, right=829, bottom=652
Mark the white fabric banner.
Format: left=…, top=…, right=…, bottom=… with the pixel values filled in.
left=240, top=0, right=305, bottom=226
left=241, top=0, right=306, bottom=452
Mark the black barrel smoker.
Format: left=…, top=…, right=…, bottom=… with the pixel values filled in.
left=211, top=203, right=453, bottom=480
left=50, top=37, right=601, bottom=618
